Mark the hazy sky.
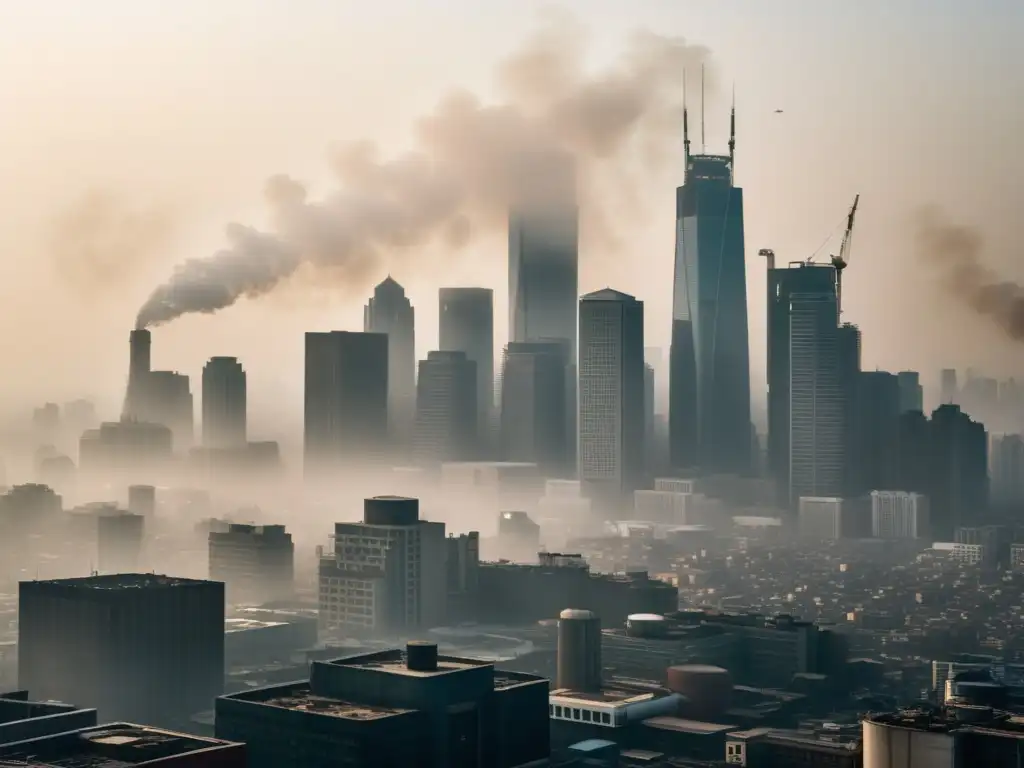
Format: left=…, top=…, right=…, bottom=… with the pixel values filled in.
left=1, top=0, right=1021, bottom=437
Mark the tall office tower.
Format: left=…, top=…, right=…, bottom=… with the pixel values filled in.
left=439, top=288, right=494, bottom=448
left=940, top=368, right=958, bottom=404
left=413, top=350, right=478, bottom=464
left=499, top=341, right=569, bottom=472
left=789, top=281, right=847, bottom=509
left=202, top=357, right=247, bottom=449
left=929, top=404, right=989, bottom=538
left=304, top=331, right=389, bottom=473
left=669, top=99, right=751, bottom=474
left=96, top=510, right=144, bottom=573
left=644, top=363, right=656, bottom=472
left=318, top=496, right=446, bottom=634
left=19, top=574, right=224, bottom=727
left=123, top=329, right=151, bottom=419
left=856, top=371, right=902, bottom=493
left=767, top=263, right=838, bottom=507
left=897, top=371, right=924, bottom=413
left=991, top=434, right=1024, bottom=507
left=364, top=276, right=416, bottom=443
left=578, top=289, right=645, bottom=511
left=209, top=523, right=295, bottom=605
left=147, top=371, right=194, bottom=450
left=508, top=151, right=579, bottom=360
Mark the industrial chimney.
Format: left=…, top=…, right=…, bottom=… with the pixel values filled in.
left=556, top=608, right=602, bottom=692
left=124, top=329, right=152, bottom=419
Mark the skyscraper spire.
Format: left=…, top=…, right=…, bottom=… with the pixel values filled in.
left=700, top=64, right=706, bottom=153
left=728, top=83, right=736, bottom=170
left=682, top=70, right=691, bottom=166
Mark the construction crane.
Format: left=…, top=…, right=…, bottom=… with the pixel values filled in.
left=830, top=194, right=859, bottom=317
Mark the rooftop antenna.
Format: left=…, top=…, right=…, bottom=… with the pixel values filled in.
left=700, top=64, right=706, bottom=153
left=683, top=70, right=691, bottom=167
left=728, top=83, right=736, bottom=170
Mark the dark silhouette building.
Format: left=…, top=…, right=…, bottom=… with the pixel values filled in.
left=414, top=350, right=478, bottom=464
left=216, top=643, right=549, bottom=768
left=202, top=357, right=247, bottom=450
left=304, top=330, right=389, bottom=473
left=364, top=276, right=416, bottom=445
left=579, top=290, right=645, bottom=512
left=669, top=99, right=751, bottom=475
left=856, top=371, right=902, bottom=493
left=499, top=341, right=569, bottom=472
left=929, top=404, right=989, bottom=538
left=897, top=370, right=924, bottom=413
left=439, top=288, right=494, bottom=449
left=18, top=574, right=224, bottom=729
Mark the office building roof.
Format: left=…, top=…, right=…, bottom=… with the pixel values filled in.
left=0, top=723, right=239, bottom=766
left=23, top=574, right=213, bottom=591
left=255, top=686, right=411, bottom=722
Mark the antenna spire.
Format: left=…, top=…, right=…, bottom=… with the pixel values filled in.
left=700, top=64, right=706, bottom=153
left=729, top=83, right=736, bottom=172
left=682, top=69, right=691, bottom=168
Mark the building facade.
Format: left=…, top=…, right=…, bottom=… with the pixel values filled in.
left=414, top=350, right=478, bottom=464
left=499, top=341, right=569, bottom=472
left=578, top=290, right=645, bottom=511
left=304, top=331, right=389, bottom=473
left=364, top=276, right=416, bottom=445
left=439, top=287, right=495, bottom=448
left=870, top=490, right=929, bottom=539
left=209, top=523, right=295, bottom=605
left=202, top=357, right=247, bottom=450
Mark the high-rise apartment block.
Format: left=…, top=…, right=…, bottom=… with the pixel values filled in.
left=18, top=574, right=224, bottom=728
left=318, top=496, right=446, bottom=634
left=209, top=523, right=295, bottom=605
left=364, top=276, right=416, bottom=443
left=202, top=357, right=247, bottom=449
left=669, top=103, right=751, bottom=474
left=439, top=288, right=494, bottom=446
left=578, top=289, right=645, bottom=510
left=991, top=434, right=1024, bottom=507
left=304, top=331, right=389, bottom=473
left=870, top=491, right=929, bottom=539
left=414, top=350, right=478, bottom=463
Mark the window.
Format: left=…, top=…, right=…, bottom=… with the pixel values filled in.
left=572, top=708, right=581, bottom=720
left=549, top=705, right=554, bottom=715
left=555, top=706, right=562, bottom=717
left=582, top=710, right=591, bottom=722
left=601, top=712, right=610, bottom=724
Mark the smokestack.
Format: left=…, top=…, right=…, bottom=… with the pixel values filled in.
left=556, top=608, right=602, bottom=692
left=124, top=329, right=152, bottom=419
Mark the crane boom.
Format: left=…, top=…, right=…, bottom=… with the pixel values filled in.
left=830, top=194, right=859, bottom=316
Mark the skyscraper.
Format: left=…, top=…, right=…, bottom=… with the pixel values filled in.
left=578, top=289, right=645, bottom=510
left=789, top=280, right=847, bottom=509
left=669, top=99, right=752, bottom=474
left=364, top=276, right=416, bottom=443
left=304, top=331, right=389, bottom=473
left=499, top=341, right=569, bottom=472
left=438, top=288, right=494, bottom=446
left=940, top=368, right=958, bottom=404
left=856, top=371, right=902, bottom=493
left=202, top=356, right=246, bottom=449
left=897, top=371, right=924, bottom=413
left=929, top=404, right=988, bottom=538
left=767, top=263, right=838, bottom=506
left=413, top=350, right=478, bottom=464
left=508, top=151, right=579, bottom=360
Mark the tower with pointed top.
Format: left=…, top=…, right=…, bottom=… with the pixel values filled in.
left=364, top=276, right=416, bottom=447
left=669, top=77, right=752, bottom=475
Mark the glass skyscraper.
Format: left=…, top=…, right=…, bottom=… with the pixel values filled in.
left=669, top=106, right=752, bottom=473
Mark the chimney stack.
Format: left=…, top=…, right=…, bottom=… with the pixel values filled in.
left=124, top=329, right=152, bottom=419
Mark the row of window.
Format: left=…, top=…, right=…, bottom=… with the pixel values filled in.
left=550, top=704, right=612, bottom=725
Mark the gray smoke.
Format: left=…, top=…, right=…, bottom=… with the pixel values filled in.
left=914, top=206, right=1024, bottom=341
left=135, top=18, right=711, bottom=328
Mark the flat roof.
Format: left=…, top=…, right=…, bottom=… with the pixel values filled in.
left=225, top=618, right=287, bottom=632
left=550, top=687, right=654, bottom=708
left=642, top=717, right=736, bottom=735
left=329, top=649, right=493, bottom=678
left=23, top=574, right=215, bottom=590
left=0, top=723, right=237, bottom=765
left=256, top=687, right=411, bottom=721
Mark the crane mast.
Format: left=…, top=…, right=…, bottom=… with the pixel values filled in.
left=831, top=194, right=859, bottom=317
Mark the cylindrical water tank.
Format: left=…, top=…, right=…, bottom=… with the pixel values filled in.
left=862, top=717, right=955, bottom=768
left=557, top=608, right=602, bottom=692
left=626, top=613, right=668, bottom=638
left=666, top=665, right=732, bottom=719
left=406, top=640, right=439, bottom=672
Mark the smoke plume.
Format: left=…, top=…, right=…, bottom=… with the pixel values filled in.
left=914, top=206, right=1024, bottom=341
left=135, top=17, right=711, bottom=329
left=50, top=190, right=177, bottom=293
